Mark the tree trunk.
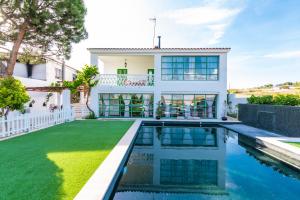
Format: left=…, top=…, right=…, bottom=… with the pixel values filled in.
left=85, top=88, right=95, bottom=117
left=5, top=23, right=27, bottom=76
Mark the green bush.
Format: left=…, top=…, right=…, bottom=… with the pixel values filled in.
left=247, top=94, right=300, bottom=106
left=85, top=112, right=96, bottom=119
left=0, top=77, right=30, bottom=118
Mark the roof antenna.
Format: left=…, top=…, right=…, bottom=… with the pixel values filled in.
left=149, top=17, right=156, bottom=48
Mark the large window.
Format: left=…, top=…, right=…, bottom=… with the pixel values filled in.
left=161, top=56, right=219, bottom=81
left=161, top=94, right=217, bottom=118
left=55, top=68, right=62, bottom=79
left=99, top=93, right=153, bottom=118
left=160, top=159, right=218, bottom=185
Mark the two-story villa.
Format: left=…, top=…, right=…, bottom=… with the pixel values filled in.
left=88, top=47, right=230, bottom=119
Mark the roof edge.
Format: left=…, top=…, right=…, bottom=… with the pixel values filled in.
left=87, top=47, right=231, bottom=54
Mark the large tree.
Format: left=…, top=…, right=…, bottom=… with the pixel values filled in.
left=0, top=0, right=88, bottom=76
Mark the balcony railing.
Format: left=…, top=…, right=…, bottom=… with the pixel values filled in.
left=98, top=74, right=154, bottom=87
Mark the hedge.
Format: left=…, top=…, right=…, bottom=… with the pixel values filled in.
left=247, top=94, right=300, bottom=106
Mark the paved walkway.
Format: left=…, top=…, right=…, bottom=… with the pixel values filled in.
left=221, top=123, right=300, bottom=169
left=221, top=124, right=280, bottom=138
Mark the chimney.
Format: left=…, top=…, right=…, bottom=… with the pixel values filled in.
left=158, top=36, right=161, bottom=48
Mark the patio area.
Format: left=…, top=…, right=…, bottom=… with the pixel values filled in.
left=0, top=120, right=133, bottom=200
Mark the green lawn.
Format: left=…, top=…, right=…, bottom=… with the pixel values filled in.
left=287, top=142, right=300, bottom=148
left=0, top=120, right=133, bottom=200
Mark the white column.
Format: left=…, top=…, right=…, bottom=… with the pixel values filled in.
left=102, top=93, right=109, bottom=117
left=90, top=53, right=98, bottom=67
left=207, top=100, right=214, bottom=118
left=124, top=94, right=131, bottom=117
left=143, top=94, right=150, bottom=117
left=80, top=91, right=85, bottom=104
left=185, top=104, right=191, bottom=118
left=61, top=89, right=71, bottom=110
left=153, top=54, right=161, bottom=118
left=55, top=92, right=61, bottom=108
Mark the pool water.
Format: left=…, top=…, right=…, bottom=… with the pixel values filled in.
left=111, top=125, right=300, bottom=200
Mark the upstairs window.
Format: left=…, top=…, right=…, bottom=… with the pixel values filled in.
left=72, top=74, right=77, bottom=81
left=161, top=56, right=219, bottom=81
left=55, top=68, right=62, bottom=79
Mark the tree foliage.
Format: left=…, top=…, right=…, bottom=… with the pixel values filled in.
left=0, top=0, right=88, bottom=76
left=0, top=77, right=30, bottom=118
left=63, top=65, right=99, bottom=117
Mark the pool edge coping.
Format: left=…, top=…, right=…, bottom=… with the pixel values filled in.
left=221, top=124, right=300, bottom=169
left=74, top=119, right=142, bottom=200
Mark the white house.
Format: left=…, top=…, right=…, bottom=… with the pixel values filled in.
left=11, top=58, right=78, bottom=113
left=13, top=58, right=78, bottom=87
left=88, top=47, right=230, bottom=119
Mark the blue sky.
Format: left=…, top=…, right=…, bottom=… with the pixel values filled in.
left=68, top=0, right=300, bottom=88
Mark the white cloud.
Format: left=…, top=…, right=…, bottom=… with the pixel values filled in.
left=263, top=50, right=300, bottom=59
left=163, top=6, right=241, bottom=25
left=162, top=2, right=243, bottom=44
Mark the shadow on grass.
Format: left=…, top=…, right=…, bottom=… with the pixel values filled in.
left=0, top=120, right=133, bottom=200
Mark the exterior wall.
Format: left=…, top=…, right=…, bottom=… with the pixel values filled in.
left=238, top=104, right=300, bottom=137
left=64, top=66, right=77, bottom=81
left=13, top=63, right=28, bottom=77
left=13, top=60, right=76, bottom=83
left=90, top=51, right=228, bottom=119
left=45, top=60, right=77, bottom=83
left=228, top=94, right=248, bottom=113
left=32, top=64, right=46, bottom=80
left=99, top=56, right=154, bottom=75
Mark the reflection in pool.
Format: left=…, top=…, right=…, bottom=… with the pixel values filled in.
left=112, top=125, right=300, bottom=200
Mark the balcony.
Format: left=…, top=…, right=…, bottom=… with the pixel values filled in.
left=98, top=74, right=154, bottom=87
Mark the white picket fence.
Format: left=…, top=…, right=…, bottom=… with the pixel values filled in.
left=0, top=109, right=75, bottom=138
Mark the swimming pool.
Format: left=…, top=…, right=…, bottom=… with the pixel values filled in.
left=110, top=122, right=300, bottom=200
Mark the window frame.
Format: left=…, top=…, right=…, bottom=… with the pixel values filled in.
left=161, top=56, right=219, bottom=81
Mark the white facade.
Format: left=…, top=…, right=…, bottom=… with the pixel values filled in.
left=12, top=58, right=77, bottom=114
left=13, top=58, right=78, bottom=85
left=88, top=48, right=230, bottom=119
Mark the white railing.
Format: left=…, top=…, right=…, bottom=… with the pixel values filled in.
left=98, top=74, right=154, bottom=87
left=0, top=109, right=75, bottom=138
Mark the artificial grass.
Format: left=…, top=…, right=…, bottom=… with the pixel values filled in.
left=0, top=120, right=133, bottom=200
left=287, top=142, right=300, bottom=148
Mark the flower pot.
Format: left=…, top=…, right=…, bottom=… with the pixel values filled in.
left=222, top=116, right=228, bottom=121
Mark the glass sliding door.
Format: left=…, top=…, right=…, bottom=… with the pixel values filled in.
left=161, top=94, right=217, bottom=118
left=99, top=93, right=154, bottom=118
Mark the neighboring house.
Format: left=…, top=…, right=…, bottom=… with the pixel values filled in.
left=13, top=58, right=78, bottom=87
left=88, top=47, right=230, bottom=119
left=5, top=57, right=78, bottom=114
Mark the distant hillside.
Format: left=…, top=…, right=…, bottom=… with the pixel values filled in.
left=229, top=81, right=300, bottom=96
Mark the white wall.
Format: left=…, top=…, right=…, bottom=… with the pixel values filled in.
left=45, top=60, right=77, bottom=83
left=90, top=51, right=228, bottom=119
left=228, top=94, right=248, bottom=113
left=64, top=67, right=77, bottom=81
left=32, top=64, right=46, bottom=80
left=99, top=55, right=154, bottom=75
left=13, top=63, right=28, bottom=77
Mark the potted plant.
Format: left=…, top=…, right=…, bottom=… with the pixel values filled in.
left=222, top=100, right=228, bottom=121
left=29, top=100, right=35, bottom=107
left=156, top=101, right=164, bottom=120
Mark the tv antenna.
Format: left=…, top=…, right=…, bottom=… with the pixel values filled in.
left=149, top=17, right=157, bottom=48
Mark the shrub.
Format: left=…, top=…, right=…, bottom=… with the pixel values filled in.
left=85, top=112, right=96, bottom=119
left=247, top=95, right=273, bottom=104
left=247, top=94, right=300, bottom=106
left=0, top=77, right=30, bottom=118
